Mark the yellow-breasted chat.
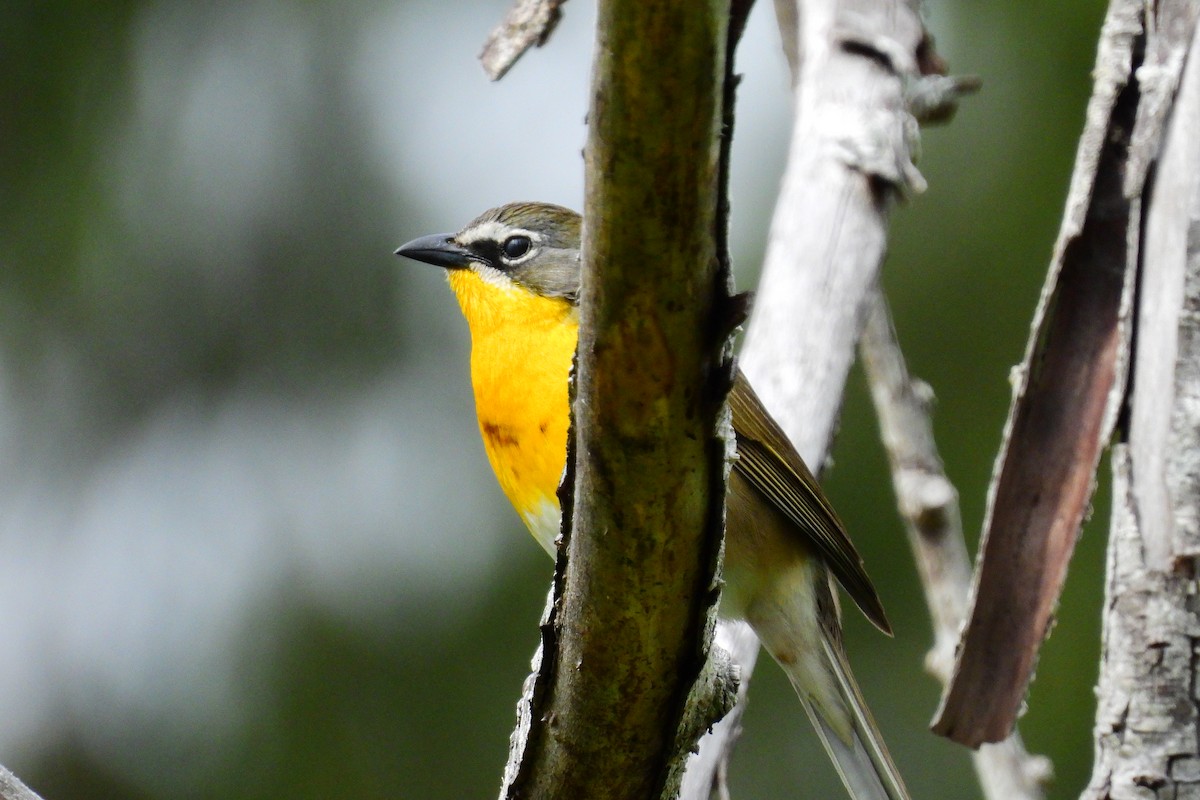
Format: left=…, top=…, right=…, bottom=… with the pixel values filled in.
left=397, top=202, right=910, bottom=800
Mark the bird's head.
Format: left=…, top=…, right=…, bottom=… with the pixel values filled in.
left=396, top=202, right=583, bottom=310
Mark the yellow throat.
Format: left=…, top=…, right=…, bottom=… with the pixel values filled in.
left=447, top=268, right=577, bottom=554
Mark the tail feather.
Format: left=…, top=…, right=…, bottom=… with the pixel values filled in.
left=778, top=634, right=910, bottom=800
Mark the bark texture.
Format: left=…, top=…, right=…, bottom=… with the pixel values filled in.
left=739, top=0, right=926, bottom=455
left=935, top=0, right=1143, bottom=747
left=683, top=0, right=928, bottom=796
left=1088, top=450, right=1200, bottom=800
left=0, top=767, right=43, bottom=800
left=479, top=0, right=567, bottom=80
left=498, top=2, right=738, bottom=798
left=860, top=290, right=1051, bottom=800
left=936, top=0, right=1200, bottom=752
left=1085, top=12, right=1200, bottom=799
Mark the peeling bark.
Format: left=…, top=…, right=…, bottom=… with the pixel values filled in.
left=860, top=290, right=1053, bottom=800
left=936, top=0, right=1200, bottom=754
left=936, top=0, right=1143, bottom=747
left=1085, top=12, right=1200, bottom=799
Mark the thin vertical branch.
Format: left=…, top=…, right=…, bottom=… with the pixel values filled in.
left=860, top=289, right=1052, bottom=800
left=683, top=0, right=928, bottom=795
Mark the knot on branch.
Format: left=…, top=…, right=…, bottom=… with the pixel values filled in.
left=897, top=470, right=957, bottom=531
left=823, top=105, right=927, bottom=196
left=906, top=74, right=984, bottom=125
left=663, top=640, right=741, bottom=799
left=804, top=18, right=928, bottom=198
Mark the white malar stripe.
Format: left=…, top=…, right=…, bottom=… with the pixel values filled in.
left=522, top=497, right=562, bottom=558
left=470, top=262, right=519, bottom=291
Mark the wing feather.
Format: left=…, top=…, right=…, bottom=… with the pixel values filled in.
left=729, top=369, right=891, bottom=634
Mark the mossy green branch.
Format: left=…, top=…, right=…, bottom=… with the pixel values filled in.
left=508, top=2, right=735, bottom=798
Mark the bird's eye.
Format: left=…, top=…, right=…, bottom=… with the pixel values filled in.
left=502, top=235, right=532, bottom=260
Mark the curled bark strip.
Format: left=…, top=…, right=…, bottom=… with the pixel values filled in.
left=931, top=0, right=1144, bottom=749
left=936, top=0, right=1200, bottom=749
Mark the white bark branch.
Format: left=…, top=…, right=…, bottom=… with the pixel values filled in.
left=1086, top=449, right=1200, bottom=800
left=740, top=0, right=925, bottom=455
left=0, top=766, right=44, bottom=800
left=1085, top=9, right=1200, bottom=799
left=860, top=289, right=1052, bottom=800
left=682, top=0, right=927, bottom=796
left=1126, top=2, right=1200, bottom=567
left=679, top=620, right=760, bottom=800
left=479, top=0, right=568, bottom=81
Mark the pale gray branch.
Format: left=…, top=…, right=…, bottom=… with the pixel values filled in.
left=679, top=620, right=761, bottom=800
left=860, top=289, right=1052, bottom=800
left=683, top=0, right=928, bottom=796
left=1085, top=9, right=1200, bottom=799
left=479, top=0, right=567, bottom=81
left=0, top=766, right=44, bottom=800
left=1085, top=448, right=1200, bottom=800
left=739, top=0, right=925, bottom=460
left=1126, top=1, right=1200, bottom=566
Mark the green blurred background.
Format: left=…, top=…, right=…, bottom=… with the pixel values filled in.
left=2, top=1, right=1109, bottom=798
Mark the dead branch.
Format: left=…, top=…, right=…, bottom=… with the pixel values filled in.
left=479, top=0, right=568, bottom=81
left=934, top=0, right=1200, bottom=749
left=860, top=289, right=1052, bottom=800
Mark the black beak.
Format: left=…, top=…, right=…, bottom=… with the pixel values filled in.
left=395, top=233, right=474, bottom=269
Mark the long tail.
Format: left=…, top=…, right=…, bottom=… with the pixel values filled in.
left=784, top=634, right=911, bottom=800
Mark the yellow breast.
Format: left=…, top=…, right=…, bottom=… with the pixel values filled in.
left=447, top=269, right=578, bottom=554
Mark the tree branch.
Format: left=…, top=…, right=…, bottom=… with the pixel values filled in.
left=931, top=0, right=1143, bottom=747
left=479, top=0, right=568, bottom=81
left=682, top=0, right=928, bottom=795
left=1124, top=1, right=1200, bottom=566
left=740, top=0, right=926, bottom=461
left=498, top=2, right=737, bottom=797
left=0, top=766, right=44, bottom=800
left=860, top=289, right=1052, bottom=800
left=1085, top=9, right=1200, bottom=797
left=935, top=0, right=1200, bottom=749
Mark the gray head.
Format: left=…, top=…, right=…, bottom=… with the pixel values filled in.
left=396, top=202, right=583, bottom=303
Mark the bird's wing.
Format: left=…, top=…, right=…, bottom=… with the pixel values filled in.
left=729, top=368, right=891, bottom=634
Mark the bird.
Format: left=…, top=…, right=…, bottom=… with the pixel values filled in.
left=397, top=201, right=910, bottom=800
